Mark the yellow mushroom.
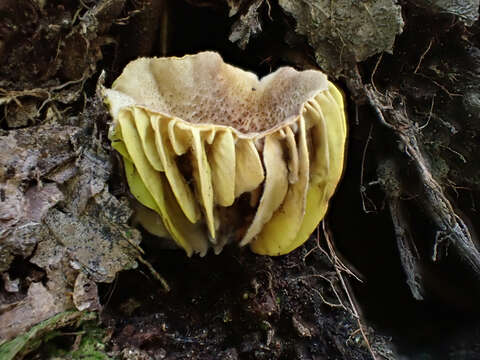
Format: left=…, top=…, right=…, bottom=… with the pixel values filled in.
left=104, top=51, right=347, bottom=256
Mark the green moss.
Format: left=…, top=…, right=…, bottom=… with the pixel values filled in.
left=0, top=311, right=93, bottom=360
left=45, top=322, right=111, bottom=360
left=0, top=311, right=110, bottom=360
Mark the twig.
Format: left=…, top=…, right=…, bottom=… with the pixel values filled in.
left=439, top=144, right=467, bottom=163
left=360, top=123, right=377, bottom=214
left=265, top=0, right=273, bottom=20
left=102, top=275, right=118, bottom=310
left=416, top=73, right=462, bottom=98
left=125, top=236, right=145, bottom=255
left=414, top=39, right=433, bottom=74
left=418, top=95, right=435, bottom=130
left=136, top=255, right=170, bottom=292
left=371, top=53, right=383, bottom=93
left=322, top=221, right=377, bottom=360
left=303, top=227, right=331, bottom=262
left=366, top=85, right=480, bottom=277
left=125, top=235, right=169, bottom=292
left=312, top=287, right=344, bottom=308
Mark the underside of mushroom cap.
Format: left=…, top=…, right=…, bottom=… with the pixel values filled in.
left=104, top=51, right=347, bottom=256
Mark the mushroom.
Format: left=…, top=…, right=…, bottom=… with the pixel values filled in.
left=104, top=51, right=347, bottom=256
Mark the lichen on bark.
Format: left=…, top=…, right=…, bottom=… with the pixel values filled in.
left=278, top=0, right=404, bottom=76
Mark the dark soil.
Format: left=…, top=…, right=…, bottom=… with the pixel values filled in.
left=100, top=244, right=373, bottom=359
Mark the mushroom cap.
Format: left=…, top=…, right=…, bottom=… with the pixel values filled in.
left=104, top=51, right=347, bottom=256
